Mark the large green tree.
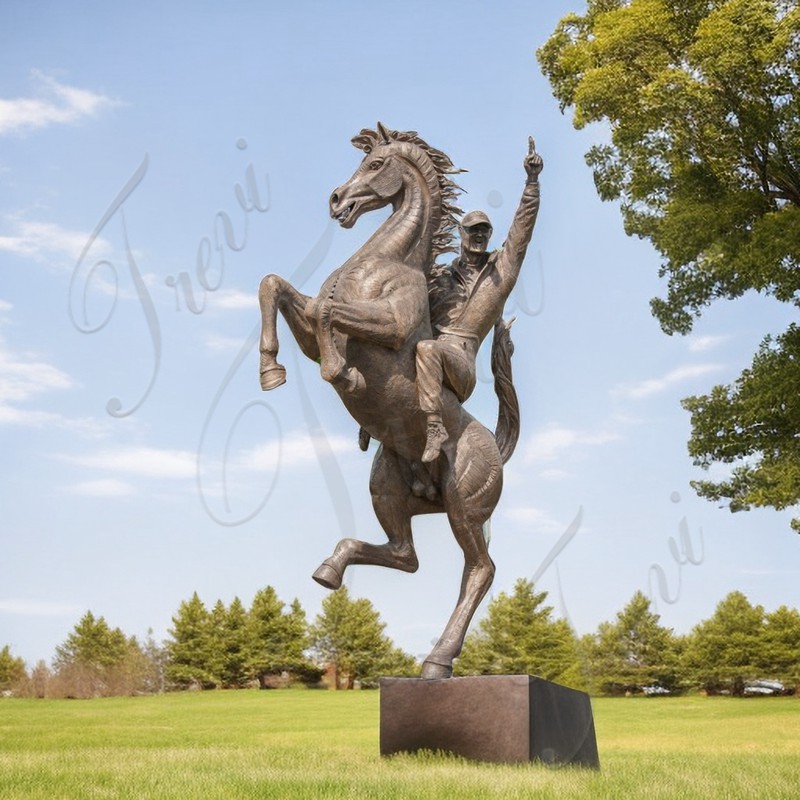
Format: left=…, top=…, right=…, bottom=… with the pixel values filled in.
left=539, top=0, right=800, bottom=529
left=0, top=645, right=27, bottom=693
left=455, top=579, right=581, bottom=687
left=762, top=604, right=800, bottom=685
left=165, top=592, right=215, bottom=689
left=207, top=597, right=250, bottom=688
left=585, top=591, right=682, bottom=694
left=246, top=588, right=320, bottom=687
left=311, top=587, right=416, bottom=689
left=683, top=590, right=765, bottom=693
left=52, top=611, right=145, bottom=697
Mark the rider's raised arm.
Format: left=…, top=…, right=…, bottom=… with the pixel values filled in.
left=495, top=137, right=543, bottom=291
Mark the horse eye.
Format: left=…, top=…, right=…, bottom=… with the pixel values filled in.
left=369, top=160, right=383, bottom=170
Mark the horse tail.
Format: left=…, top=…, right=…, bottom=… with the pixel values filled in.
left=492, top=316, right=520, bottom=465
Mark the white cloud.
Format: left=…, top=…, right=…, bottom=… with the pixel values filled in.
left=69, top=478, right=136, bottom=497
left=688, top=335, right=729, bottom=353
left=0, top=342, right=74, bottom=405
left=239, top=431, right=357, bottom=470
left=0, top=336, right=81, bottom=428
left=0, top=299, right=12, bottom=314
left=0, top=599, right=81, bottom=617
left=0, top=406, right=65, bottom=427
left=0, top=71, right=119, bottom=136
left=522, top=423, right=620, bottom=465
left=214, top=289, right=258, bottom=311
left=62, top=446, right=197, bottom=480
left=0, top=215, right=112, bottom=264
left=615, top=363, right=722, bottom=400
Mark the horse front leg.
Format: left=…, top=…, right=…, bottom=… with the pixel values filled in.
left=312, top=446, right=427, bottom=589
left=258, top=274, right=320, bottom=390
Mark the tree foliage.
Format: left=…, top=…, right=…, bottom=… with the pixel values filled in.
left=165, top=592, right=215, bottom=689
left=584, top=591, right=682, bottom=694
left=51, top=611, right=153, bottom=698
left=538, top=0, right=800, bottom=528
left=164, top=588, right=322, bottom=690
left=683, top=591, right=766, bottom=693
left=246, top=589, right=321, bottom=688
left=0, top=645, right=27, bottom=693
left=310, top=587, right=417, bottom=689
left=455, top=579, right=581, bottom=686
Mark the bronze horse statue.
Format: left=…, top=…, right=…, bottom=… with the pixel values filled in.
left=258, top=124, right=519, bottom=679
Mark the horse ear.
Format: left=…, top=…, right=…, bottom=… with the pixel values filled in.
left=376, top=121, right=391, bottom=143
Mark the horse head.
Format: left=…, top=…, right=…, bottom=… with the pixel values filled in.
left=329, top=122, right=408, bottom=229
left=329, top=123, right=464, bottom=258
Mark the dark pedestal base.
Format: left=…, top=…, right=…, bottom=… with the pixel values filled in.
left=380, top=674, right=599, bottom=768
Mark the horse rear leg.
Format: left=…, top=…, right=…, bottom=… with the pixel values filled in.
left=312, top=446, right=422, bottom=588
left=258, top=274, right=319, bottom=390
left=421, top=467, right=496, bottom=679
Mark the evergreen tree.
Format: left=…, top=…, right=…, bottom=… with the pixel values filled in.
left=761, top=605, right=800, bottom=686
left=218, top=597, right=250, bottom=688
left=311, top=587, right=415, bottom=689
left=165, top=592, right=214, bottom=689
left=247, top=589, right=319, bottom=687
left=0, top=645, right=27, bottom=694
left=455, top=579, right=580, bottom=686
left=52, top=611, right=138, bottom=697
left=683, top=591, right=765, bottom=694
left=585, top=591, right=682, bottom=694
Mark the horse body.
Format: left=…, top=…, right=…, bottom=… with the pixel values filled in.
left=258, top=124, right=505, bottom=678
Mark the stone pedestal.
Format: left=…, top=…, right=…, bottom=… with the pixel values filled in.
left=380, top=674, right=599, bottom=768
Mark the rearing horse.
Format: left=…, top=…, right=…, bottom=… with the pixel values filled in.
left=258, top=123, right=516, bottom=679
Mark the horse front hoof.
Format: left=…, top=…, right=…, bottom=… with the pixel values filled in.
left=420, top=660, right=453, bottom=680
left=312, top=560, right=342, bottom=590
left=260, top=364, right=287, bottom=391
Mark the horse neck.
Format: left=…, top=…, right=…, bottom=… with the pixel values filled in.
left=357, top=154, right=441, bottom=271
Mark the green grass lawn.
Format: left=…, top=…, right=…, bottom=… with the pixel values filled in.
left=1, top=690, right=798, bottom=799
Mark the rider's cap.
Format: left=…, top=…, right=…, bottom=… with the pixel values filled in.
left=460, top=210, right=493, bottom=230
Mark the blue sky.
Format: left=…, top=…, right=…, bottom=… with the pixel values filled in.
left=2, top=1, right=797, bottom=668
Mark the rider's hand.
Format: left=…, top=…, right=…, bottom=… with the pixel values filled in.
left=524, top=136, right=543, bottom=180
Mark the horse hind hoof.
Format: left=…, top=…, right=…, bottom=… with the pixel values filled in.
left=260, top=364, right=287, bottom=391
left=312, top=560, right=342, bottom=590
left=420, top=660, right=453, bottom=680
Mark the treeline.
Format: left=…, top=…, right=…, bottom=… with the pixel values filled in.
left=0, top=586, right=416, bottom=699
left=455, top=581, right=800, bottom=696
left=2, top=582, right=798, bottom=698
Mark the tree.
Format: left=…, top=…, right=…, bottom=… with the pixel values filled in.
left=52, top=611, right=142, bottom=697
left=0, top=645, right=27, bottom=694
left=455, top=579, right=581, bottom=686
left=538, top=1, right=800, bottom=529
left=585, top=591, right=682, bottom=694
left=683, top=591, right=765, bottom=693
left=165, top=593, right=215, bottom=689
left=246, top=589, right=320, bottom=687
left=682, top=326, right=800, bottom=529
left=206, top=597, right=250, bottom=688
left=762, top=605, right=800, bottom=686
left=311, top=587, right=416, bottom=689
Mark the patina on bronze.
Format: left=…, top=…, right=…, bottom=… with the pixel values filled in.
left=258, top=124, right=542, bottom=679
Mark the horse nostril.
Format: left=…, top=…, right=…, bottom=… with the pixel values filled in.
left=330, top=192, right=339, bottom=206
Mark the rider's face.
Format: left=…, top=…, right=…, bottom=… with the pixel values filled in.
left=461, top=224, right=492, bottom=259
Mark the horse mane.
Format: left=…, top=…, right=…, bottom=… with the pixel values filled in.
left=352, top=124, right=464, bottom=260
